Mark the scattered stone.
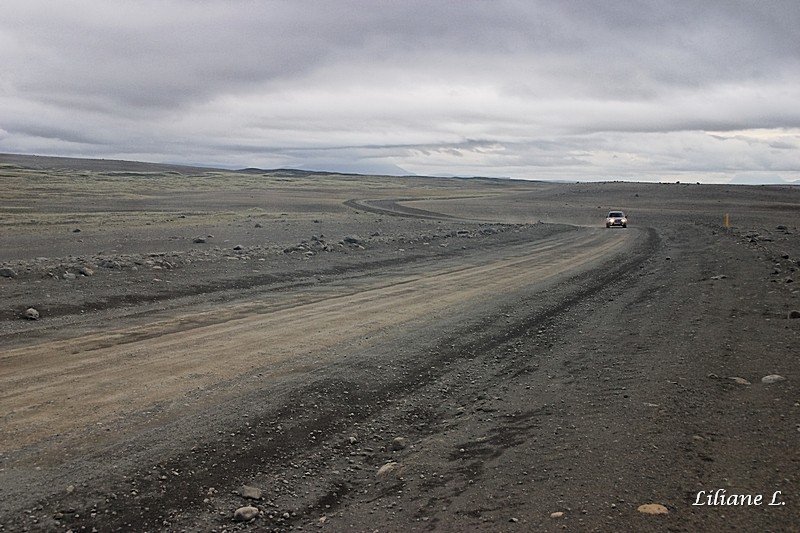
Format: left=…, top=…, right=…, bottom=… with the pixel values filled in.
left=729, top=377, right=751, bottom=385
left=637, top=503, right=668, bottom=514
left=710, top=275, right=727, bottom=280
left=761, top=374, right=786, bottom=384
left=24, top=307, right=40, bottom=320
left=233, top=505, right=259, bottom=522
left=549, top=511, right=565, bottom=519
left=342, top=235, right=363, bottom=245
left=376, top=461, right=402, bottom=479
left=788, top=310, right=800, bottom=319
left=391, top=437, right=409, bottom=451
left=97, top=259, right=121, bottom=269
left=239, top=485, right=262, bottom=500
left=0, top=267, right=18, bottom=278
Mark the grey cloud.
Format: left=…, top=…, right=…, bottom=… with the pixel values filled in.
left=1, top=0, right=799, bottom=183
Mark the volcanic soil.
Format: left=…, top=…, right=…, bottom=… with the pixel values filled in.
left=1, top=154, right=799, bottom=532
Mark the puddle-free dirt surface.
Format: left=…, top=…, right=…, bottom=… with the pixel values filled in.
left=1, top=154, right=799, bottom=532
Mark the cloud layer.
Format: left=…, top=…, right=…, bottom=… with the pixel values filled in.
left=2, top=0, right=799, bottom=182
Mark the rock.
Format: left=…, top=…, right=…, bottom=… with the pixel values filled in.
left=637, top=503, right=668, bottom=514
left=233, top=245, right=244, bottom=251
left=24, top=307, right=40, bottom=320
left=72, top=228, right=81, bottom=233
left=193, top=237, right=207, bottom=244
left=239, top=485, right=262, bottom=500
left=0, top=267, right=18, bottom=278
left=63, top=272, right=77, bottom=280
left=254, top=223, right=263, bottom=228
left=78, top=266, right=94, bottom=276
left=233, top=505, right=259, bottom=522
left=97, top=259, right=121, bottom=269
left=788, top=310, right=800, bottom=319
left=391, top=437, right=409, bottom=451
left=376, top=461, right=402, bottom=479
left=550, top=511, right=565, bottom=519
left=761, top=374, right=786, bottom=384
left=710, top=275, right=727, bottom=280
left=342, top=235, right=363, bottom=245
left=729, top=377, right=751, bottom=385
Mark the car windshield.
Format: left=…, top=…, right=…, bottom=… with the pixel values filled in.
left=608, top=212, right=624, bottom=217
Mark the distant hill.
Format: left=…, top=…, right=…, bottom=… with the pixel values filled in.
left=0, top=153, right=216, bottom=174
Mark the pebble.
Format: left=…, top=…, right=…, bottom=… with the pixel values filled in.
left=391, top=437, right=409, bottom=451
left=376, top=461, right=402, bottom=479
left=761, top=374, right=786, bottom=384
left=24, top=307, right=40, bottom=320
left=549, top=511, right=564, bottom=519
left=239, top=485, right=262, bottom=500
left=637, top=503, right=668, bottom=514
left=233, top=505, right=259, bottom=522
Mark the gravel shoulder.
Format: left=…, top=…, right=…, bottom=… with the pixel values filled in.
left=1, top=156, right=799, bottom=532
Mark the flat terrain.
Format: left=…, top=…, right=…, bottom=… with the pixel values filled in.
left=1, top=154, right=799, bottom=532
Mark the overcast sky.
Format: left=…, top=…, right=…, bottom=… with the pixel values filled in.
left=2, top=1, right=799, bottom=183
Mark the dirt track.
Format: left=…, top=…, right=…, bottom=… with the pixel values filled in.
left=1, top=155, right=799, bottom=532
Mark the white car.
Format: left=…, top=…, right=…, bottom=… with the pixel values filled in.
left=606, top=211, right=627, bottom=228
